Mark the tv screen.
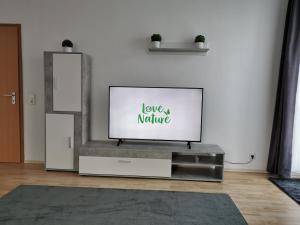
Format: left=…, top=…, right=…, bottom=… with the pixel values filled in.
left=109, top=86, right=203, bottom=142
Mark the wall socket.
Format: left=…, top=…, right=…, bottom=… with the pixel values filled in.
left=249, top=154, right=255, bottom=160
left=28, top=94, right=36, bottom=105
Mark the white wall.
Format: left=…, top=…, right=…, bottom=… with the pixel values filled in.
left=0, top=0, right=287, bottom=170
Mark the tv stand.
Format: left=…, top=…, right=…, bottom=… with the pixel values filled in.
left=79, top=141, right=224, bottom=182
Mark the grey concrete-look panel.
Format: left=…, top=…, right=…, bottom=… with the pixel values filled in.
left=80, top=141, right=224, bottom=154
left=81, top=54, right=91, bottom=145
left=44, top=52, right=54, bottom=114
left=80, top=142, right=171, bottom=159
left=79, top=141, right=224, bottom=158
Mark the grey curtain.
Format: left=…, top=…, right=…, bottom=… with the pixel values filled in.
left=267, top=0, right=300, bottom=178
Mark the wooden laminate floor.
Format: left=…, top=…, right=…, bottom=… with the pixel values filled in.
left=0, top=163, right=299, bottom=225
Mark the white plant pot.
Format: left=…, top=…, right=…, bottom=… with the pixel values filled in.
left=152, top=41, right=161, bottom=48
left=63, top=47, right=73, bottom=52
left=195, top=42, right=205, bottom=48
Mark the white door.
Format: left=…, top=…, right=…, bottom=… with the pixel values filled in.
left=53, top=54, right=81, bottom=112
left=46, top=114, right=74, bottom=170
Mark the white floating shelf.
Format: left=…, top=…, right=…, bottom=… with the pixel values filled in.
left=148, top=42, right=209, bottom=53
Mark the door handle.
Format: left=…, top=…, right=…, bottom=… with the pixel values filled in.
left=68, top=136, right=73, bottom=149
left=2, top=92, right=16, bottom=104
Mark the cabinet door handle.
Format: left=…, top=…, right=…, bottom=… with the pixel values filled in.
left=118, top=159, right=131, bottom=164
left=68, top=136, right=73, bottom=149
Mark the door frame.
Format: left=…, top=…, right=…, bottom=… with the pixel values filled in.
left=0, top=24, right=24, bottom=163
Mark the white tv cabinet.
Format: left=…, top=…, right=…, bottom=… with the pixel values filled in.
left=79, top=141, right=224, bottom=182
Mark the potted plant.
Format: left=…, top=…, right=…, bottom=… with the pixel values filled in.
left=62, top=39, right=73, bottom=52
left=151, top=34, right=162, bottom=48
left=194, top=35, right=205, bottom=48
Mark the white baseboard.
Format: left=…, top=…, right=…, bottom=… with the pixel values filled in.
left=225, top=169, right=300, bottom=176
left=224, top=168, right=268, bottom=173
left=292, top=172, right=300, bottom=178
left=24, top=160, right=44, bottom=164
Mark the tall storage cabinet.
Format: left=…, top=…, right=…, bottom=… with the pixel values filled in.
left=44, top=52, right=91, bottom=171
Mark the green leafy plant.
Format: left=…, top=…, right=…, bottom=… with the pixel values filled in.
left=194, top=35, right=205, bottom=43
left=151, top=34, right=162, bottom=42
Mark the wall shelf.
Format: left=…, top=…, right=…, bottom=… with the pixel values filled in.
left=148, top=42, right=209, bottom=53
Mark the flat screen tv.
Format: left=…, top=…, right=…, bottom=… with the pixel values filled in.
left=109, top=86, right=203, bottom=142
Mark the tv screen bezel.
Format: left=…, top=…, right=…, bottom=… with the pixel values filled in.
left=108, top=86, right=203, bottom=142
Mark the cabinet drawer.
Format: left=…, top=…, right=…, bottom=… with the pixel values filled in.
left=79, top=156, right=171, bottom=177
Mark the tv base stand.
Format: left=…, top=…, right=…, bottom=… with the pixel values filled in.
left=117, top=139, right=123, bottom=146
left=79, top=141, right=224, bottom=182
left=187, top=141, right=191, bottom=149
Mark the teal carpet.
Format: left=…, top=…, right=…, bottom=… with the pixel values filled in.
left=0, top=185, right=248, bottom=225
left=269, top=177, right=300, bottom=204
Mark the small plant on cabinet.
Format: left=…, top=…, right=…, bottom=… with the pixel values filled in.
left=194, top=35, right=205, bottom=48
left=62, top=39, right=74, bottom=52
left=151, top=34, right=162, bottom=48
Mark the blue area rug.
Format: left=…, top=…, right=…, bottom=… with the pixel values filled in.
left=0, top=185, right=248, bottom=225
left=269, top=177, right=300, bottom=204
